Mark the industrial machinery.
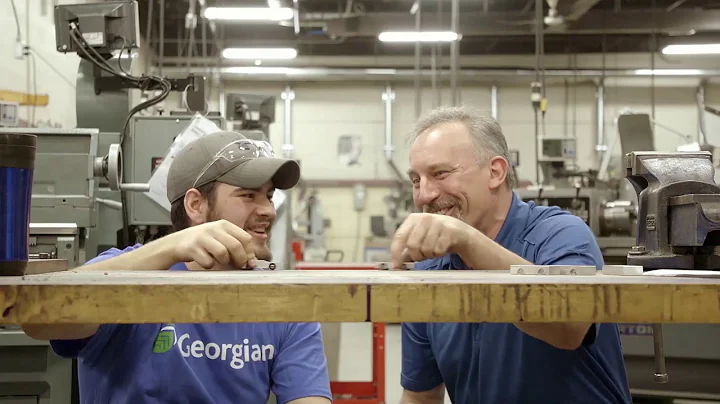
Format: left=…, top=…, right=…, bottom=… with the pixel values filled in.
left=516, top=136, right=637, bottom=264
left=0, top=125, right=150, bottom=404
left=293, top=189, right=333, bottom=261
left=225, top=93, right=276, bottom=142
left=537, top=137, right=578, bottom=187
left=0, top=2, right=211, bottom=402
left=123, top=114, right=224, bottom=245
left=620, top=151, right=720, bottom=402
left=516, top=186, right=637, bottom=264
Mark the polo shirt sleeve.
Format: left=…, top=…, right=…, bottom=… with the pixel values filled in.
left=401, top=322, right=444, bottom=392
left=534, top=214, right=605, bottom=345
left=49, top=248, right=126, bottom=362
left=533, top=214, right=604, bottom=268
left=270, top=322, right=332, bottom=404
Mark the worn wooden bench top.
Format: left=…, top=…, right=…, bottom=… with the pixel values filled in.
left=2, top=267, right=720, bottom=324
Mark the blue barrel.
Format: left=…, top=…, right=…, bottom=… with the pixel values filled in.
left=0, top=133, right=36, bottom=276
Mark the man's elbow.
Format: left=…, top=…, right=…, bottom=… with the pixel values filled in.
left=401, top=384, right=445, bottom=404
left=515, top=322, right=593, bottom=351
left=21, top=324, right=98, bottom=341
left=22, top=325, right=55, bottom=340
left=549, top=323, right=594, bottom=350
left=286, top=397, right=331, bottom=404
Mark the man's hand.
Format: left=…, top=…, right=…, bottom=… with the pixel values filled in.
left=168, top=220, right=257, bottom=269
left=390, top=213, right=474, bottom=269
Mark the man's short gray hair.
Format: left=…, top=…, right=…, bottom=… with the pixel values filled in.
left=409, top=106, right=516, bottom=188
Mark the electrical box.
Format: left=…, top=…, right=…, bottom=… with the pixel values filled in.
left=0, top=101, right=19, bottom=127
left=540, top=138, right=576, bottom=161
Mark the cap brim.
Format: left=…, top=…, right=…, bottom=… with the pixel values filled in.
left=218, top=158, right=300, bottom=190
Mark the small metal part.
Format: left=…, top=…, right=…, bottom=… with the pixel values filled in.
left=548, top=265, right=597, bottom=276
left=652, top=324, right=669, bottom=383
left=601, top=265, right=643, bottom=276
left=252, top=260, right=277, bottom=271
left=510, top=265, right=548, bottom=275
left=377, top=262, right=415, bottom=270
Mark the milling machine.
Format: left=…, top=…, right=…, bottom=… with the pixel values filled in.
left=0, top=2, right=213, bottom=402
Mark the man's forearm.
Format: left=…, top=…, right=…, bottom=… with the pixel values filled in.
left=23, top=239, right=177, bottom=341
left=458, top=233, right=592, bottom=350
left=81, top=238, right=176, bottom=271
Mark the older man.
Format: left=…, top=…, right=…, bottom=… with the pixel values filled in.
left=24, top=131, right=332, bottom=404
left=391, top=107, right=631, bottom=404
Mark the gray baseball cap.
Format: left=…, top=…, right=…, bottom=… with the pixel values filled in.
left=166, top=131, right=300, bottom=204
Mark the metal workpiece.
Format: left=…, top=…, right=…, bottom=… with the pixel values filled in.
left=510, top=265, right=597, bottom=276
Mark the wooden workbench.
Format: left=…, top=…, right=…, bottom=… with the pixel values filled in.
left=2, top=267, right=720, bottom=324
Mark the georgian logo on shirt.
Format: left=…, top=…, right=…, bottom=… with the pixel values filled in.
left=152, top=324, right=276, bottom=370
left=153, top=324, right=178, bottom=354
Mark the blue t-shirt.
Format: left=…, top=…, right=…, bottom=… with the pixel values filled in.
left=401, top=193, right=632, bottom=404
left=50, top=245, right=332, bottom=404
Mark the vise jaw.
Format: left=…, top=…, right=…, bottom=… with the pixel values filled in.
left=625, top=151, right=720, bottom=270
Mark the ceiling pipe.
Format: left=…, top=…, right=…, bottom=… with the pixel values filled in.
left=160, top=66, right=720, bottom=81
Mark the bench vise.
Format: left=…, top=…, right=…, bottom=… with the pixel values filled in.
left=625, top=151, right=720, bottom=384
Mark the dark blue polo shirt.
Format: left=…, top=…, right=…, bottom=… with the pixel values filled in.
left=401, top=193, right=631, bottom=404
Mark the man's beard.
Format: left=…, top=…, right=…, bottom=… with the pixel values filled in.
left=422, top=198, right=465, bottom=221
left=207, top=209, right=273, bottom=261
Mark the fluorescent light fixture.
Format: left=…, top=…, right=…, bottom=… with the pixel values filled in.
left=222, top=48, right=298, bottom=60
left=225, top=67, right=296, bottom=75
left=203, top=7, right=293, bottom=21
left=378, top=31, right=460, bottom=43
left=633, top=69, right=705, bottom=76
left=222, top=67, right=399, bottom=77
left=662, top=44, right=720, bottom=55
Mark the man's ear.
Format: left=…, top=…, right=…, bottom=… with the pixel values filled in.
left=488, top=156, right=509, bottom=190
left=183, top=189, right=207, bottom=224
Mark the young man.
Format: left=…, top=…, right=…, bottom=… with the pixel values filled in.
left=391, top=107, right=632, bottom=404
left=23, top=131, right=332, bottom=404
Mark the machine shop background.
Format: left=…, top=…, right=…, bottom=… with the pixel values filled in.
left=3, top=0, right=720, bottom=403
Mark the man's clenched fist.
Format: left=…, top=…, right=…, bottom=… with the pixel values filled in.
left=390, top=213, right=474, bottom=269
left=170, top=220, right=257, bottom=270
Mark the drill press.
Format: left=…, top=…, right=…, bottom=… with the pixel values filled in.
left=625, top=151, right=720, bottom=384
